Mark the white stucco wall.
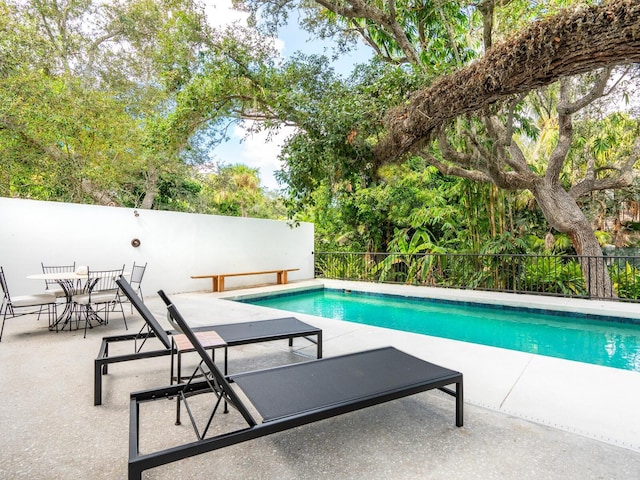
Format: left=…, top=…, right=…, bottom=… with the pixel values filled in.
left=0, top=197, right=314, bottom=297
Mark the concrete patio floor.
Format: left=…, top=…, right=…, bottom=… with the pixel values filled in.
left=1, top=280, right=640, bottom=479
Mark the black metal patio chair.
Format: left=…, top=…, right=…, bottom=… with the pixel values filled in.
left=39, top=262, right=77, bottom=323
left=119, top=262, right=146, bottom=313
left=126, top=290, right=463, bottom=480
left=93, top=277, right=322, bottom=405
left=41, top=262, right=76, bottom=298
left=72, top=266, right=126, bottom=337
left=0, top=266, right=58, bottom=342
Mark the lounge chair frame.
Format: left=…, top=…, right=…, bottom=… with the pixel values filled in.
left=94, top=277, right=322, bottom=405
left=127, top=291, right=463, bottom=480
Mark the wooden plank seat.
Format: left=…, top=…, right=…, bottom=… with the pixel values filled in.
left=191, top=268, right=300, bottom=292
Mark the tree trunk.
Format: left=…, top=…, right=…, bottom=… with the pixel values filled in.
left=140, top=166, right=158, bottom=209
left=532, top=180, right=614, bottom=299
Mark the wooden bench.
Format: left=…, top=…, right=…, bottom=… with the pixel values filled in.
left=191, top=268, right=300, bottom=292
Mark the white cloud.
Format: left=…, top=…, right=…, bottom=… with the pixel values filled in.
left=201, top=0, right=248, bottom=27
left=230, top=122, right=297, bottom=190
left=202, top=0, right=285, bottom=55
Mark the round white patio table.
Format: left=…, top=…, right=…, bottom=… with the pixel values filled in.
left=28, top=271, right=130, bottom=332
left=27, top=272, right=88, bottom=331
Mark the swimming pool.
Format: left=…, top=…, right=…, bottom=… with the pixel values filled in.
left=245, top=288, right=640, bottom=372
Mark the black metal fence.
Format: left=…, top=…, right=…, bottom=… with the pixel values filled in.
left=314, top=252, right=640, bottom=302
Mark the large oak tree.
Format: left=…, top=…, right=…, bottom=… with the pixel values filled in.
left=241, top=0, right=640, bottom=298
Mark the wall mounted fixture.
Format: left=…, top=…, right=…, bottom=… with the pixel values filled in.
left=131, top=238, right=141, bottom=248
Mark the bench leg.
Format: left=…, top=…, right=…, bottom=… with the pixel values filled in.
left=277, top=271, right=288, bottom=284
left=211, top=276, right=223, bottom=292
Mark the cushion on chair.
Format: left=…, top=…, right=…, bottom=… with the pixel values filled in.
left=73, top=290, right=119, bottom=305
left=11, top=293, right=57, bottom=307
left=48, top=288, right=67, bottom=298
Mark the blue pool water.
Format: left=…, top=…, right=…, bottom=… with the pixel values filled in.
left=246, top=289, right=640, bottom=372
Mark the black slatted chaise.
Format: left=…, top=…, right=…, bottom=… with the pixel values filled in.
left=126, top=290, right=463, bottom=480
left=94, top=277, right=322, bottom=405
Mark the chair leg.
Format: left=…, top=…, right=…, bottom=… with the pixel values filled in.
left=48, top=304, right=55, bottom=331
left=111, top=299, right=127, bottom=331
left=83, top=306, right=91, bottom=339
left=71, top=303, right=81, bottom=332
left=0, top=312, right=6, bottom=342
left=74, top=303, right=90, bottom=337
left=119, top=301, right=127, bottom=331
left=129, top=287, right=143, bottom=314
left=50, top=304, right=58, bottom=331
left=46, top=303, right=58, bottom=332
left=0, top=302, right=15, bottom=342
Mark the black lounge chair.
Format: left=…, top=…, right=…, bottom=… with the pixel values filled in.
left=94, top=277, right=322, bottom=405
left=127, top=290, right=463, bottom=480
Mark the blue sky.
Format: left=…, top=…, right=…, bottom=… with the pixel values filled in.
left=204, top=1, right=371, bottom=190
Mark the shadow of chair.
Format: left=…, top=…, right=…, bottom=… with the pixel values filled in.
left=72, top=266, right=127, bottom=338
left=0, top=266, right=58, bottom=342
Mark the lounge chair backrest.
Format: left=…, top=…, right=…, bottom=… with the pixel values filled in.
left=156, top=290, right=183, bottom=334
left=158, top=290, right=257, bottom=427
left=116, top=276, right=172, bottom=349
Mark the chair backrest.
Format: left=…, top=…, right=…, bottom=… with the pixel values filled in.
left=41, top=262, right=76, bottom=288
left=0, top=267, right=10, bottom=303
left=158, top=290, right=257, bottom=427
left=130, top=262, right=147, bottom=286
left=86, top=266, right=124, bottom=295
left=116, top=277, right=171, bottom=349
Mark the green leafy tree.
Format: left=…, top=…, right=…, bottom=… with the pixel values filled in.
left=238, top=0, right=640, bottom=298
left=199, top=164, right=286, bottom=218
left=0, top=0, right=211, bottom=208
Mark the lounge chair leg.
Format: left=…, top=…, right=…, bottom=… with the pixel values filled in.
left=224, top=348, right=229, bottom=414
left=95, top=360, right=103, bottom=406
left=175, top=349, right=183, bottom=423
left=128, top=463, right=143, bottom=480
left=103, top=343, right=109, bottom=375
left=175, top=395, right=182, bottom=425
left=456, top=380, right=464, bottom=427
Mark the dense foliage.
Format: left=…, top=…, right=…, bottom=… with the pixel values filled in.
left=0, top=0, right=285, bottom=217
left=3, top=0, right=640, bottom=299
